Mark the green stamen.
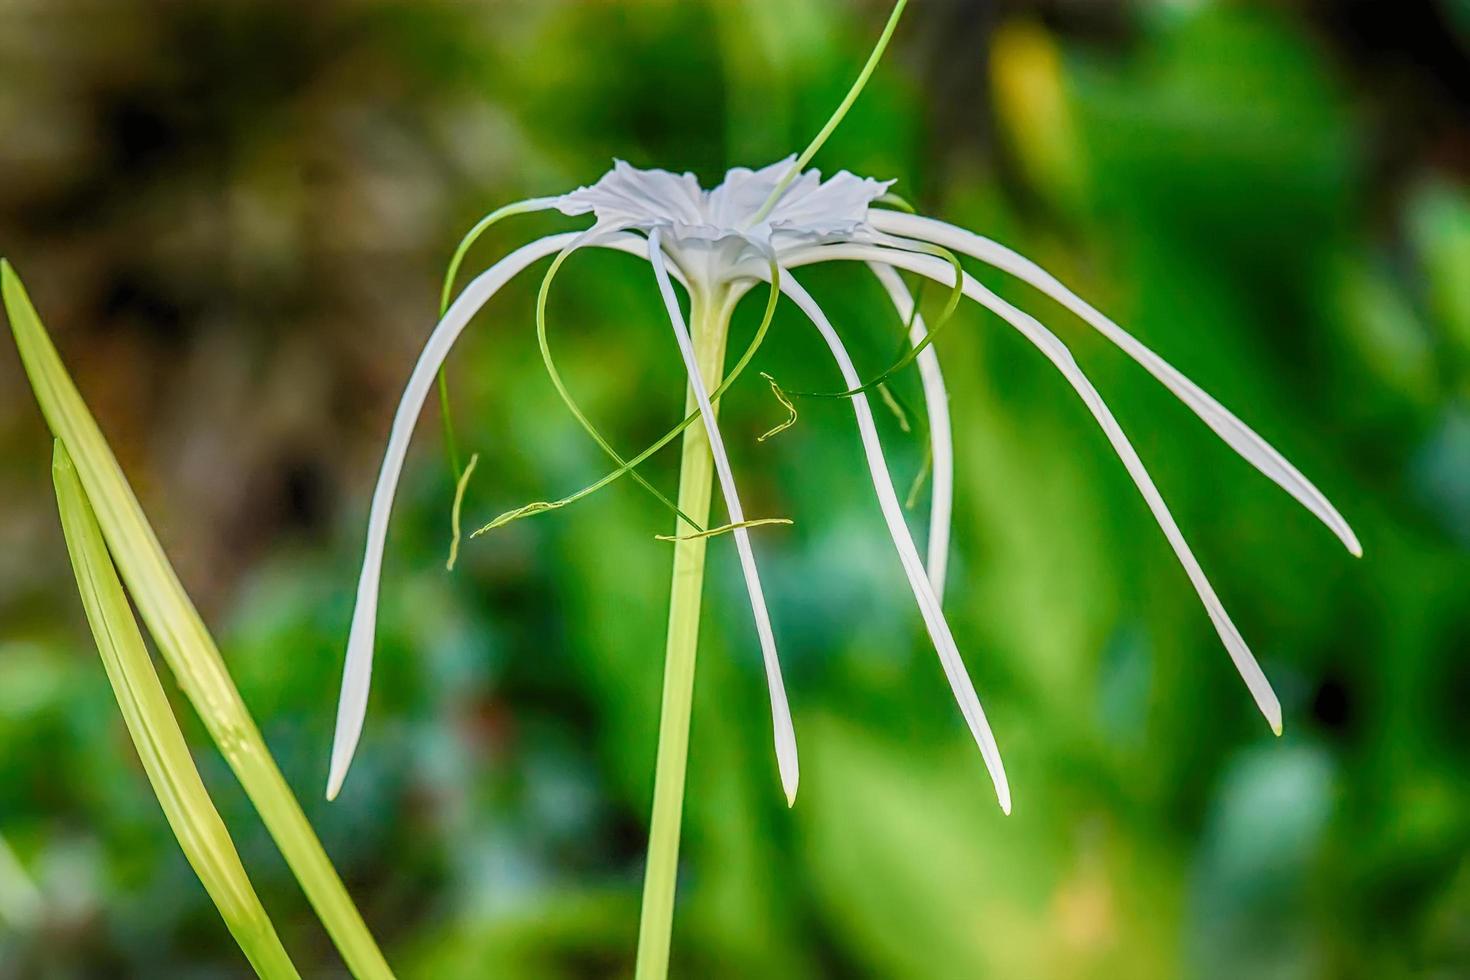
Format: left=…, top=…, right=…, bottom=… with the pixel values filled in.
left=785, top=242, right=964, bottom=400
left=435, top=198, right=555, bottom=480
left=875, top=191, right=918, bottom=214
left=756, top=372, right=798, bottom=443
left=445, top=452, right=479, bottom=571
left=905, top=442, right=933, bottom=510
left=535, top=236, right=703, bottom=532
left=877, top=382, right=911, bottom=432
left=436, top=372, right=462, bottom=479
left=654, top=517, right=793, bottom=542
left=473, top=260, right=783, bottom=538
left=750, top=0, right=910, bottom=226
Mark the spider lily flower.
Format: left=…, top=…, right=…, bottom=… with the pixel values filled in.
left=330, top=148, right=1359, bottom=813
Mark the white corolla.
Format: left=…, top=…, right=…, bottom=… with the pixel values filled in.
left=326, top=155, right=1360, bottom=812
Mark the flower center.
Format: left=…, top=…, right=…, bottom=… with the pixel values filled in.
left=556, top=157, right=892, bottom=287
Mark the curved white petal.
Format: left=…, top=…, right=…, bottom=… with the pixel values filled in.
left=647, top=229, right=800, bottom=806
left=329, top=229, right=653, bottom=800
left=870, top=209, right=1361, bottom=558
left=774, top=269, right=1011, bottom=815
left=867, top=262, right=954, bottom=597
left=790, top=243, right=1283, bottom=732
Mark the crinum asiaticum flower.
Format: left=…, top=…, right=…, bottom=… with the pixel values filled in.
left=326, top=149, right=1361, bottom=813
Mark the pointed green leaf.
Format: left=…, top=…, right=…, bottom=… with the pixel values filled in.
left=2, top=261, right=394, bottom=980
left=54, top=441, right=301, bottom=980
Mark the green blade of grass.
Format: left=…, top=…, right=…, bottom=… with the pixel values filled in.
left=53, top=441, right=300, bottom=980
left=2, top=261, right=394, bottom=980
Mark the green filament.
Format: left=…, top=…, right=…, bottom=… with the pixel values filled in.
left=750, top=0, right=911, bottom=225
left=535, top=236, right=703, bottom=532
left=875, top=191, right=918, bottom=214
left=473, top=260, right=783, bottom=538
left=905, top=442, right=933, bottom=510
left=435, top=198, right=555, bottom=480
left=757, top=372, right=798, bottom=442
left=436, top=373, right=462, bottom=478
left=654, top=517, right=793, bottom=542
left=445, top=452, right=479, bottom=571
left=784, top=242, right=964, bottom=400
left=877, top=383, right=911, bottom=432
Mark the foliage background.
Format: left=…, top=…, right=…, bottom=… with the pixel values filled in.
left=1, top=0, right=1467, bottom=976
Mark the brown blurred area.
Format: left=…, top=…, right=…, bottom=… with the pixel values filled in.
left=0, top=0, right=485, bottom=611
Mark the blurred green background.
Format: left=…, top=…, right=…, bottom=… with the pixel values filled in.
left=1, top=0, right=1468, bottom=976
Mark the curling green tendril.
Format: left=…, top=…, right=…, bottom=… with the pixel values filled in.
left=445, top=452, right=479, bottom=571
left=757, top=372, right=798, bottom=443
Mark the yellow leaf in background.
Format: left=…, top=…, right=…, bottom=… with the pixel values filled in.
left=991, top=21, right=1088, bottom=213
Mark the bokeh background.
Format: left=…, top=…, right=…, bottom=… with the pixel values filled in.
left=1, top=0, right=1468, bottom=976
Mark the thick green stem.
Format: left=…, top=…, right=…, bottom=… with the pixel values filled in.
left=634, top=288, right=732, bottom=979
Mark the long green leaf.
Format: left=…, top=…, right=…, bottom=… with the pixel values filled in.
left=2, top=261, right=394, bottom=980
left=53, top=441, right=300, bottom=980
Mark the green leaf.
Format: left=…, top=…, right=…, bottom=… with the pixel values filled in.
left=53, top=441, right=301, bottom=980
left=2, top=261, right=394, bottom=980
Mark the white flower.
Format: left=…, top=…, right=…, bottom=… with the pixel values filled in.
left=555, top=156, right=891, bottom=290
left=326, top=154, right=1360, bottom=812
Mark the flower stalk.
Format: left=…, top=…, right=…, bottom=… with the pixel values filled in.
left=634, top=286, right=733, bottom=980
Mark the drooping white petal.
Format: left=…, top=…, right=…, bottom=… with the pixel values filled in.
left=330, top=230, right=653, bottom=801
left=775, top=269, right=1011, bottom=815
left=646, top=229, right=800, bottom=806
left=868, top=261, right=954, bottom=597
left=790, top=243, right=1282, bottom=732
left=870, top=209, right=1361, bottom=558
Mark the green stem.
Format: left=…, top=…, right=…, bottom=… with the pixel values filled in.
left=634, top=289, right=731, bottom=979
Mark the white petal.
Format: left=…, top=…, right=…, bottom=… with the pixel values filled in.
left=329, top=229, right=653, bottom=800
left=793, top=243, right=1282, bottom=732
left=776, top=269, right=1012, bottom=815
left=558, top=159, right=890, bottom=264
left=647, top=229, right=800, bottom=806
left=870, top=209, right=1361, bottom=558
left=868, top=261, right=954, bottom=598
left=706, top=157, right=797, bottom=228
left=558, top=161, right=706, bottom=226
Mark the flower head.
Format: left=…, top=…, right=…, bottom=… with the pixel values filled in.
left=556, top=157, right=891, bottom=288
left=326, top=5, right=1361, bottom=817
